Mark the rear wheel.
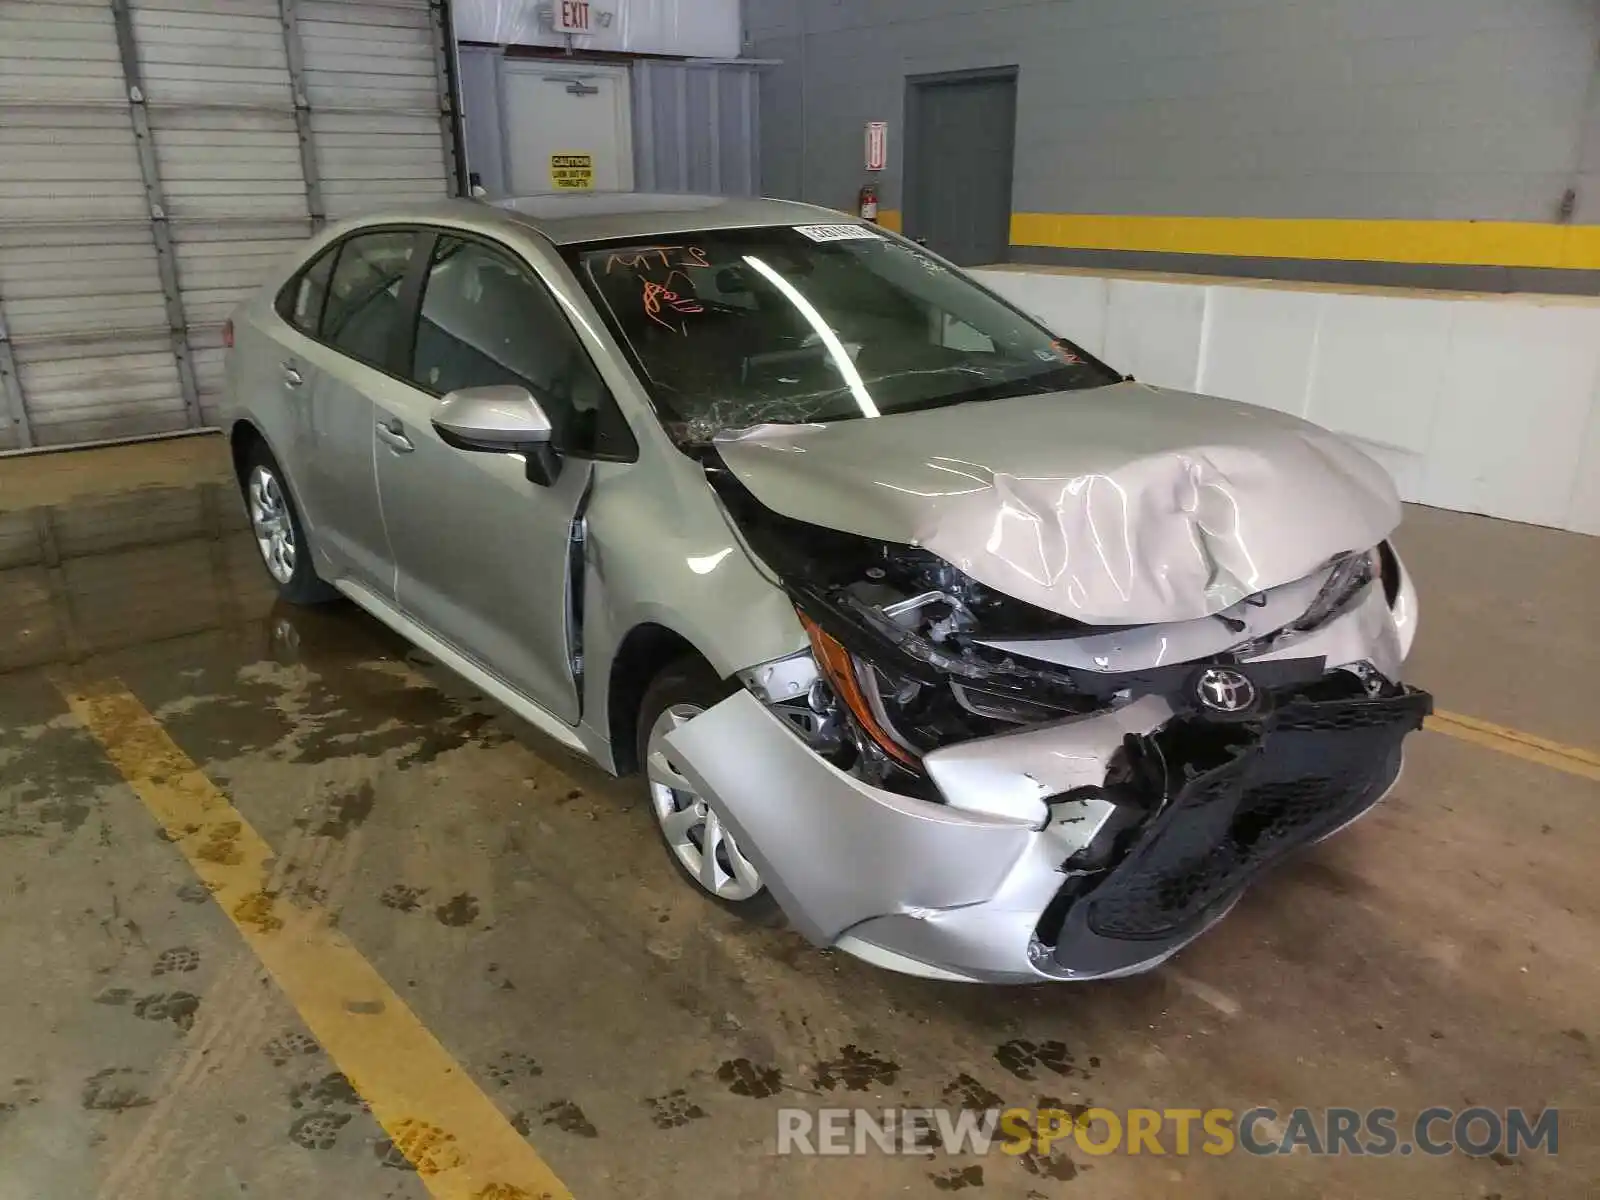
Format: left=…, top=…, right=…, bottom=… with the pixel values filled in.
left=240, top=442, right=338, bottom=605
left=636, top=658, right=780, bottom=920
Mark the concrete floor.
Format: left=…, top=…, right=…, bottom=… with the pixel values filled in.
left=1, top=436, right=1596, bottom=1199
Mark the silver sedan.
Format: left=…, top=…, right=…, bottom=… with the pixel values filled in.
left=223, top=193, right=1429, bottom=983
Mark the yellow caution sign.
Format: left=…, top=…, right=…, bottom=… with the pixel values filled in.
left=549, top=152, right=594, bottom=190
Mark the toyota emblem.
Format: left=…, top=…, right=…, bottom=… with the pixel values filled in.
left=1195, top=667, right=1257, bottom=714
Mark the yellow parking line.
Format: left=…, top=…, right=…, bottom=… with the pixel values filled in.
left=56, top=675, right=573, bottom=1200
left=1426, top=710, right=1600, bottom=783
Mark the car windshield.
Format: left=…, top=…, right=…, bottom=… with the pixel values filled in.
left=568, top=224, right=1117, bottom=446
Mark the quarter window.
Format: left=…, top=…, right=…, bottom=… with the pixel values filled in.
left=321, top=231, right=417, bottom=368
left=410, top=236, right=609, bottom=452
left=279, top=244, right=338, bottom=335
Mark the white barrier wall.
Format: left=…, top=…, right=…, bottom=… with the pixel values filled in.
left=971, top=268, right=1600, bottom=536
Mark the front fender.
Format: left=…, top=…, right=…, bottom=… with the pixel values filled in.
left=578, top=452, right=807, bottom=762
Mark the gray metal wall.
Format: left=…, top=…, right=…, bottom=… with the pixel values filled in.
left=632, top=59, right=760, bottom=196
left=457, top=43, right=508, bottom=194
left=748, top=0, right=1600, bottom=225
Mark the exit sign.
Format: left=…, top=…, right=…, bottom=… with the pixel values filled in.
left=555, top=0, right=591, bottom=34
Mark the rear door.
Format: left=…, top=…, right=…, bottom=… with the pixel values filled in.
left=230, top=241, right=336, bottom=512
left=294, top=228, right=421, bottom=594
left=373, top=230, right=611, bottom=724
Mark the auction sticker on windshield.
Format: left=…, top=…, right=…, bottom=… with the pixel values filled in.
left=793, top=223, right=882, bottom=242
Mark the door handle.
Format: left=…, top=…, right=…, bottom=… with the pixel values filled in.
left=376, top=420, right=414, bottom=453
left=281, top=361, right=304, bottom=388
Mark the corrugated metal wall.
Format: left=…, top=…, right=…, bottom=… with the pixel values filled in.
left=0, top=0, right=458, bottom=452
left=631, top=59, right=760, bottom=196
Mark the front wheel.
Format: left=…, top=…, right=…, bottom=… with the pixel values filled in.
left=636, top=658, right=781, bottom=920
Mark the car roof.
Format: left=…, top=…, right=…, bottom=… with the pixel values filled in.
left=494, top=192, right=853, bottom=244
left=385, top=192, right=858, bottom=247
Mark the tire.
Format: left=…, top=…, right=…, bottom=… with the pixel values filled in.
left=239, top=440, right=339, bottom=605
left=636, top=656, right=782, bottom=921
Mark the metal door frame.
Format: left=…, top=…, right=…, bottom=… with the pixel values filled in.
left=902, top=65, right=1019, bottom=263
left=497, top=58, right=636, bottom=194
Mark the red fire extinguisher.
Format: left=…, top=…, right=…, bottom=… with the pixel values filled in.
left=858, top=183, right=879, bottom=223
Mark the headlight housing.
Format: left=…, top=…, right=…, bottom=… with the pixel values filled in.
left=1289, top=548, right=1378, bottom=633
left=798, top=604, right=1081, bottom=776
left=800, top=611, right=923, bottom=770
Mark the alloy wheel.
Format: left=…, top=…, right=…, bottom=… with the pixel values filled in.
left=247, top=465, right=297, bottom=585
left=646, top=703, right=764, bottom=901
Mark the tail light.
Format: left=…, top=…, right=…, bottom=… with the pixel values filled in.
left=222, top=318, right=234, bottom=349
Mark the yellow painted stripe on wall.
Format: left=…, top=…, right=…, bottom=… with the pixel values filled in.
left=1009, top=212, right=1600, bottom=270
left=877, top=209, right=902, bottom=233
left=58, top=676, right=574, bottom=1200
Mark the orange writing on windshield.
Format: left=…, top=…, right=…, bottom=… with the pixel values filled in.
left=641, top=271, right=703, bottom=333
left=607, top=245, right=711, bottom=273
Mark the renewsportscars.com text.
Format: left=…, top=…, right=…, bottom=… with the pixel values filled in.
left=775, top=1105, right=1559, bottom=1159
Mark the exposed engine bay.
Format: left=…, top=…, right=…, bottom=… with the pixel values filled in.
left=684, top=457, right=1432, bottom=981
left=709, top=462, right=1412, bottom=786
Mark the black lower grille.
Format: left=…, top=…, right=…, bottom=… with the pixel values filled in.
left=1051, top=683, right=1431, bottom=962
left=1086, top=758, right=1389, bottom=939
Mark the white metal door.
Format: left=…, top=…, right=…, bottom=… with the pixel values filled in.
left=501, top=63, right=633, bottom=194
left=0, top=0, right=457, bottom=452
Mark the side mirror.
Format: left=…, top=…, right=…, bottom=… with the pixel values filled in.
left=432, top=385, right=562, bottom=486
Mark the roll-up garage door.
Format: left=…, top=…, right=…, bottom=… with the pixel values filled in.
left=0, top=0, right=457, bottom=452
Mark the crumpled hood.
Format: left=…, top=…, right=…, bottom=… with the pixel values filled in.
left=713, top=382, right=1401, bottom=624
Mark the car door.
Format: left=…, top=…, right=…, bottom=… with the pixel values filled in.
left=268, top=240, right=338, bottom=481
left=373, top=231, right=610, bottom=724
left=292, top=228, right=422, bottom=594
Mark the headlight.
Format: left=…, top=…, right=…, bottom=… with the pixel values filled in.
left=798, top=606, right=1078, bottom=775
left=1289, top=549, right=1377, bottom=633
left=799, top=611, right=923, bottom=769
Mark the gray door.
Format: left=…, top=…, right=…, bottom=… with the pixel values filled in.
left=300, top=229, right=419, bottom=595
left=904, top=70, right=1018, bottom=267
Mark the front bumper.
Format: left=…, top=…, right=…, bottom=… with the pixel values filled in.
left=1043, top=683, right=1428, bottom=978
left=666, top=585, right=1431, bottom=983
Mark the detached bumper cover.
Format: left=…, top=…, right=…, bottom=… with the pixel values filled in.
left=1047, top=684, right=1431, bottom=979
left=665, top=580, right=1432, bottom=983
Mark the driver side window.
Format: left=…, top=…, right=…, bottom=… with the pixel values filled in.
left=410, top=236, right=609, bottom=453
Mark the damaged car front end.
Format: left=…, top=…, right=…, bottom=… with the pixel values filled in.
left=570, top=220, right=1430, bottom=982
left=661, top=428, right=1429, bottom=983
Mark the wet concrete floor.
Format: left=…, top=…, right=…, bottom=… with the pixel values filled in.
left=0, top=437, right=1596, bottom=1199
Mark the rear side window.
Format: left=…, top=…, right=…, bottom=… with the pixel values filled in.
left=321, top=231, right=417, bottom=368
left=278, top=244, right=338, bottom=334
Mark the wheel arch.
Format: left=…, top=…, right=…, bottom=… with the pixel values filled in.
left=229, top=418, right=313, bottom=528
left=229, top=418, right=267, bottom=484
left=606, top=623, right=715, bottom=776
